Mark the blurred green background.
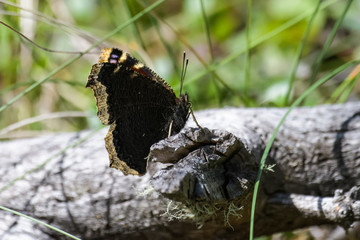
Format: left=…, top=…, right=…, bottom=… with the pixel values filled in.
left=0, top=0, right=359, bottom=138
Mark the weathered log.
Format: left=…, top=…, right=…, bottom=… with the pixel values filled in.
left=0, top=102, right=359, bottom=239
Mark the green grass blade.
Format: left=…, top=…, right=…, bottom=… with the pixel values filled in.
left=248, top=59, right=359, bottom=240
left=123, top=0, right=147, bottom=50
left=148, top=10, right=181, bottom=76
left=329, top=65, right=360, bottom=103
left=337, top=74, right=360, bottom=103
left=283, top=0, right=322, bottom=106
left=0, top=205, right=81, bottom=240
left=200, top=0, right=223, bottom=105
left=200, top=0, right=214, bottom=61
left=0, top=55, right=82, bottom=113
left=309, top=0, right=354, bottom=84
left=244, top=0, right=252, bottom=98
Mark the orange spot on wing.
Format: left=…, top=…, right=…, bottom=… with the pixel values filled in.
left=131, top=66, right=154, bottom=79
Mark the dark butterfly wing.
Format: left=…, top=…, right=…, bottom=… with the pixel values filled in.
left=87, top=49, right=189, bottom=175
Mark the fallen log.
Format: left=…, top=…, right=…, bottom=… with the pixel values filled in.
left=0, top=102, right=359, bottom=239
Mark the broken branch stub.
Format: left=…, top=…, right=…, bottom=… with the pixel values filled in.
left=148, top=127, right=259, bottom=204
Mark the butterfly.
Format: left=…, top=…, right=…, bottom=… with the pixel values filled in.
left=86, top=48, right=190, bottom=175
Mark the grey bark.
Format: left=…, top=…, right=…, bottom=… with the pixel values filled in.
left=0, top=102, right=360, bottom=239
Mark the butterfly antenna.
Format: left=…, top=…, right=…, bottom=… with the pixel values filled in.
left=180, top=51, right=189, bottom=96
left=179, top=52, right=203, bottom=130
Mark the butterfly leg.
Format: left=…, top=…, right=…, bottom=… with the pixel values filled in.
left=168, top=120, right=174, bottom=138
left=190, top=108, right=204, bottom=131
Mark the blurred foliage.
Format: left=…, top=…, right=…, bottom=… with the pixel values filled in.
left=0, top=0, right=359, bottom=137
